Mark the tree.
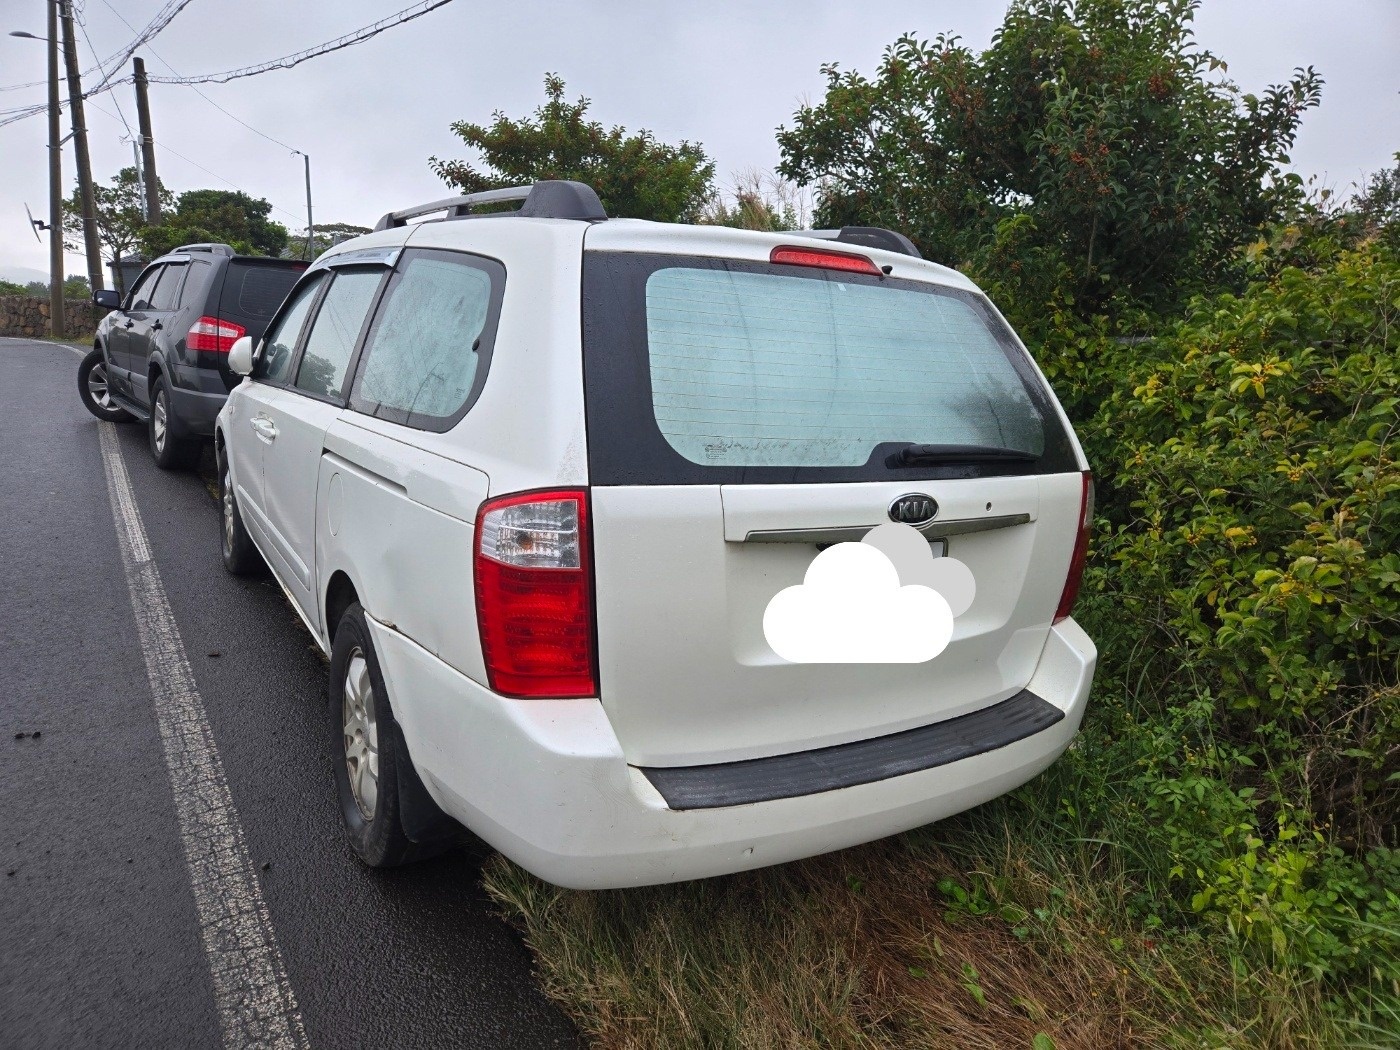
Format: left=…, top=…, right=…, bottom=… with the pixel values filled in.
left=431, top=74, right=715, bottom=223
left=285, top=222, right=372, bottom=260
left=697, top=170, right=810, bottom=231
left=1350, top=152, right=1400, bottom=249
left=777, top=0, right=1322, bottom=318
left=63, top=166, right=172, bottom=272
left=19, top=275, right=90, bottom=299
left=142, top=189, right=289, bottom=258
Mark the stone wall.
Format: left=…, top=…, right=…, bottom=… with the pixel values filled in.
left=0, top=296, right=104, bottom=340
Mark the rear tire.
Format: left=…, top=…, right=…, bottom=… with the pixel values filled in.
left=148, top=372, right=201, bottom=470
left=77, top=347, right=133, bottom=423
left=218, top=456, right=264, bottom=576
left=330, top=603, right=435, bottom=868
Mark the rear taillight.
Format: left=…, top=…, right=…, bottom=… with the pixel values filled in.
left=474, top=489, right=597, bottom=698
left=770, top=245, right=882, bottom=276
left=186, top=315, right=246, bottom=353
left=1054, top=471, right=1095, bottom=624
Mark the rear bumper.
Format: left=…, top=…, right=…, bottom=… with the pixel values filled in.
left=369, top=617, right=1096, bottom=890
left=167, top=385, right=226, bottom=438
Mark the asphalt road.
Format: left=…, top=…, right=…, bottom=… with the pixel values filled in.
left=0, top=338, right=578, bottom=1049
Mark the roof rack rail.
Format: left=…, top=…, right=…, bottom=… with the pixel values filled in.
left=797, top=227, right=922, bottom=259
left=170, top=242, right=236, bottom=257
left=373, top=180, right=607, bottom=232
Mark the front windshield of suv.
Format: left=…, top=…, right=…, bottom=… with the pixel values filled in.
left=644, top=266, right=1045, bottom=468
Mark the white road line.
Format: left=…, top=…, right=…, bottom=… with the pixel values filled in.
left=97, top=422, right=310, bottom=1050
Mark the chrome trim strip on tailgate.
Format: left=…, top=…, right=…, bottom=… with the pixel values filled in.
left=639, top=688, right=1063, bottom=809
left=741, top=512, right=1031, bottom=544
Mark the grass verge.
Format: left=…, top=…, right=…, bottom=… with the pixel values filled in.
left=481, top=774, right=1378, bottom=1049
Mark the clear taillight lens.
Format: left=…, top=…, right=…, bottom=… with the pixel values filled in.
left=474, top=490, right=596, bottom=698
left=1054, top=471, right=1094, bottom=624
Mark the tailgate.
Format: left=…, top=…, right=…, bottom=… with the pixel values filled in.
left=580, top=242, right=1086, bottom=768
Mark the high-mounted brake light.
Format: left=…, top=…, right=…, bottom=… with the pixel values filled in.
left=769, top=245, right=882, bottom=276
left=474, top=489, right=597, bottom=698
left=186, top=315, right=246, bottom=353
left=1054, top=471, right=1094, bottom=624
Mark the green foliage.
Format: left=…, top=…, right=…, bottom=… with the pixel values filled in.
left=141, top=188, right=289, bottom=258
left=776, top=0, right=1322, bottom=320
left=1058, top=243, right=1400, bottom=984
left=63, top=166, right=172, bottom=267
left=10, top=276, right=89, bottom=299
left=431, top=73, right=715, bottom=223
left=697, top=170, right=806, bottom=231
left=1349, top=151, right=1400, bottom=251
left=286, top=222, right=371, bottom=261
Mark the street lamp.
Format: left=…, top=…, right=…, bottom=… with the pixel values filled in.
left=9, top=9, right=65, bottom=338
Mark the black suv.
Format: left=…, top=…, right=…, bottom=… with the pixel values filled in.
left=82, top=243, right=307, bottom=468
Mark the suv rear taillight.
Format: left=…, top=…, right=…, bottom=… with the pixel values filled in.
left=474, top=490, right=597, bottom=698
left=1054, top=471, right=1094, bottom=624
left=186, top=315, right=246, bottom=352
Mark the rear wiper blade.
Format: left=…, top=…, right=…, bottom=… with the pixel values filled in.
left=889, top=443, right=1040, bottom=467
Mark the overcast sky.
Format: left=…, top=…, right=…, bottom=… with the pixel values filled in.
left=1, top=0, right=1396, bottom=280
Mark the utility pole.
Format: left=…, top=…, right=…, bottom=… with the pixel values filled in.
left=57, top=0, right=102, bottom=292
left=46, top=0, right=65, bottom=336
left=294, top=150, right=313, bottom=260
left=133, top=57, right=161, bottom=224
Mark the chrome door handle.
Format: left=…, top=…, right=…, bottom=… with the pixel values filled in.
left=250, top=417, right=277, bottom=441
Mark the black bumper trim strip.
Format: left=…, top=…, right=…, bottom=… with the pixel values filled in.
left=639, top=688, right=1064, bottom=810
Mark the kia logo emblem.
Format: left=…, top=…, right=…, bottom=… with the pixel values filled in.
left=889, top=493, right=938, bottom=526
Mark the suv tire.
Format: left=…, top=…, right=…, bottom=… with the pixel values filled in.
left=77, top=347, right=134, bottom=423
left=218, top=457, right=264, bottom=576
left=148, top=371, right=201, bottom=470
left=330, top=603, right=436, bottom=868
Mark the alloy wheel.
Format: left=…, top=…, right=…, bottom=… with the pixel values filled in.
left=87, top=362, right=113, bottom=409
left=222, top=469, right=236, bottom=555
left=152, top=391, right=167, bottom=452
left=342, top=650, right=380, bottom=820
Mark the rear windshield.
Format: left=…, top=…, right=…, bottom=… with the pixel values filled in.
left=582, top=252, right=1077, bottom=485
left=218, top=261, right=307, bottom=338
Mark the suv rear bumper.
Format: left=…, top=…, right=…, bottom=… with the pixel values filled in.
left=369, top=616, right=1096, bottom=890
left=168, top=385, right=226, bottom=438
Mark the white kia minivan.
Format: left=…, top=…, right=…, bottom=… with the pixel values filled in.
left=215, top=181, right=1096, bottom=889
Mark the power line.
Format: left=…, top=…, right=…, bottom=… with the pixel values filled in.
left=75, top=1, right=133, bottom=141
left=143, top=1, right=454, bottom=85
left=0, top=0, right=198, bottom=95
left=0, top=0, right=454, bottom=129
left=82, top=97, right=305, bottom=226
left=93, top=0, right=299, bottom=155
left=0, top=0, right=197, bottom=123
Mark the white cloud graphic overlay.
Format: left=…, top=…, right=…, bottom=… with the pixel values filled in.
left=763, top=542, right=956, bottom=663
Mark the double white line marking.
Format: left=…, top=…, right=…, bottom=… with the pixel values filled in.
left=98, top=422, right=308, bottom=1049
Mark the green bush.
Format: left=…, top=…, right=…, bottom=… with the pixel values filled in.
left=1058, top=244, right=1399, bottom=983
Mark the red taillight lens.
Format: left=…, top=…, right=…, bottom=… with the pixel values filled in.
left=474, top=489, right=597, bottom=698
left=769, top=245, right=882, bottom=276
left=186, top=315, right=246, bottom=353
left=1054, top=471, right=1095, bottom=624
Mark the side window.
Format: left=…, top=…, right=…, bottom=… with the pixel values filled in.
left=148, top=264, right=186, bottom=311
left=257, top=273, right=327, bottom=385
left=126, top=266, right=163, bottom=311
left=177, top=259, right=213, bottom=309
left=293, top=269, right=384, bottom=400
left=350, top=250, right=504, bottom=430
